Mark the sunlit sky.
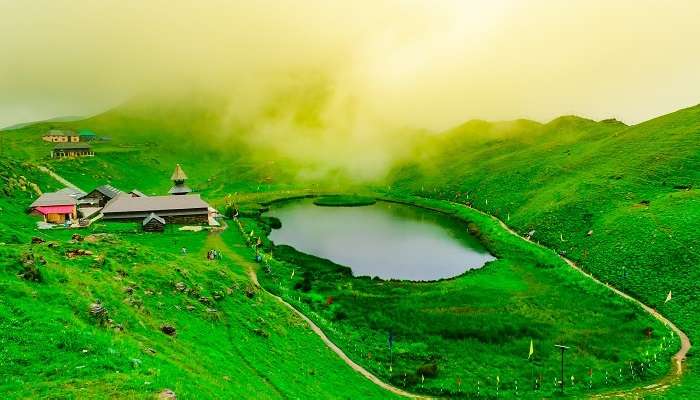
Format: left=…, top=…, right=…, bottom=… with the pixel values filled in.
left=1, top=0, right=700, bottom=129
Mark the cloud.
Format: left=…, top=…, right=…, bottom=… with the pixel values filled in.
left=2, top=0, right=700, bottom=175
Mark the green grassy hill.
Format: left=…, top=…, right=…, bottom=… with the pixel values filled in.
left=1, top=100, right=698, bottom=398
left=387, top=104, right=700, bottom=397
left=0, top=159, right=395, bottom=399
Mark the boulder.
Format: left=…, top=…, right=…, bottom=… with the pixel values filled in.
left=89, top=302, right=109, bottom=322
left=161, top=325, right=176, bottom=336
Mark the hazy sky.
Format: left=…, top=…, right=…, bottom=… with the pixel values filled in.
left=1, top=0, right=700, bottom=129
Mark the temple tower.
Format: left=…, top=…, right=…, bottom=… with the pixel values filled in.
left=169, top=164, right=192, bottom=195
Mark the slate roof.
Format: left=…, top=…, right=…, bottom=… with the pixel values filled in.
left=53, top=143, right=91, bottom=150
left=168, top=184, right=192, bottom=195
left=142, top=212, right=166, bottom=226
left=56, top=187, right=87, bottom=199
left=129, top=189, right=148, bottom=197
left=94, top=185, right=122, bottom=199
left=30, top=192, right=77, bottom=208
left=102, top=194, right=209, bottom=214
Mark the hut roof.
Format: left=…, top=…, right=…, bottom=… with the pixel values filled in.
left=30, top=192, right=77, bottom=208
left=94, top=185, right=122, bottom=199
left=142, top=212, right=166, bottom=226
left=171, top=164, right=188, bottom=181
left=129, top=189, right=148, bottom=197
left=53, top=143, right=91, bottom=150
left=56, top=187, right=87, bottom=199
left=168, top=184, right=192, bottom=195
left=78, top=130, right=96, bottom=136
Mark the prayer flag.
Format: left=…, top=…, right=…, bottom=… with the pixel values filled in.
left=528, top=339, right=534, bottom=360
left=665, top=290, right=672, bottom=303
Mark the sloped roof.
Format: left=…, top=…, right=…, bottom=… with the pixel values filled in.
left=171, top=164, right=188, bottom=181
left=129, top=189, right=147, bottom=197
left=102, top=194, right=209, bottom=214
left=56, top=187, right=86, bottom=198
left=79, top=130, right=97, bottom=136
left=168, top=184, right=192, bottom=195
left=53, top=143, right=91, bottom=150
left=142, top=212, right=165, bottom=226
left=46, top=129, right=77, bottom=136
left=30, top=192, right=77, bottom=208
left=35, top=205, right=75, bottom=215
left=94, top=185, right=122, bottom=199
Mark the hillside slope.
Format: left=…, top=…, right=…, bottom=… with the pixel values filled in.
left=0, top=157, right=395, bottom=399
left=388, top=104, right=700, bottom=397
left=2, top=101, right=698, bottom=397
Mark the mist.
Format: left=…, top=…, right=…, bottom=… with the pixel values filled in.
left=2, top=0, right=700, bottom=176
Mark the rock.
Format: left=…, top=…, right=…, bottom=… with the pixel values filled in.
left=186, top=305, right=195, bottom=311
left=66, top=249, right=93, bottom=258
left=71, top=234, right=83, bottom=242
left=587, top=230, right=593, bottom=236
left=84, top=233, right=110, bottom=244
left=143, top=347, right=157, bottom=355
left=245, top=288, right=255, bottom=299
left=47, top=242, right=59, bottom=248
left=89, top=302, right=109, bottom=322
left=198, top=296, right=211, bottom=305
left=174, top=282, right=187, bottom=292
left=161, top=325, right=176, bottom=336
left=31, top=237, right=46, bottom=244
left=124, top=286, right=134, bottom=295
left=159, top=389, right=177, bottom=400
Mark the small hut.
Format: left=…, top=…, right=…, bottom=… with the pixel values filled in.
left=51, top=143, right=93, bottom=158
left=81, top=185, right=122, bottom=207
left=142, top=213, right=166, bottom=232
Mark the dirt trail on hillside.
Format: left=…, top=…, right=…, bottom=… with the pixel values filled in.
left=206, top=233, right=429, bottom=399
left=37, top=165, right=83, bottom=192
left=482, top=210, right=690, bottom=399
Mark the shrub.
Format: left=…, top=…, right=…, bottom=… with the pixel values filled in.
left=416, top=362, right=438, bottom=378
left=18, top=263, right=42, bottom=282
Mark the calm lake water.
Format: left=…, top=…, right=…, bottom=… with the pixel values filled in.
left=267, top=199, right=495, bottom=281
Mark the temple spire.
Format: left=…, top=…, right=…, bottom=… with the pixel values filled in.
left=169, top=164, right=192, bottom=195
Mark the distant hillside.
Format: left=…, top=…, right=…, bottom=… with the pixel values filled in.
left=2, top=98, right=699, bottom=397
left=1, top=115, right=86, bottom=131
left=388, top=104, right=700, bottom=398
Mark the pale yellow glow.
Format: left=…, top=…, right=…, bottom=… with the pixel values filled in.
left=1, top=1, right=699, bottom=175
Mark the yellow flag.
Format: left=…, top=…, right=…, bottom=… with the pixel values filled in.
left=528, top=339, right=534, bottom=359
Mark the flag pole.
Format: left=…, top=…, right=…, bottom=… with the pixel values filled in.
left=554, top=344, right=570, bottom=394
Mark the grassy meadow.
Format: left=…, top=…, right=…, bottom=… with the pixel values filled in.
left=0, top=100, right=697, bottom=398
left=245, top=195, right=676, bottom=398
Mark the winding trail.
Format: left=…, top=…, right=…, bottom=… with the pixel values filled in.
left=477, top=206, right=691, bottom=398
left=206, top=233, right=429, bottom=399
left=36, top=160, right=689, bottom=399
left=37, top=165, right=84, bottom=192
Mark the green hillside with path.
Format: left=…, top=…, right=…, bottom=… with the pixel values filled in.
left=0, top=101, right=697, bottom=398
